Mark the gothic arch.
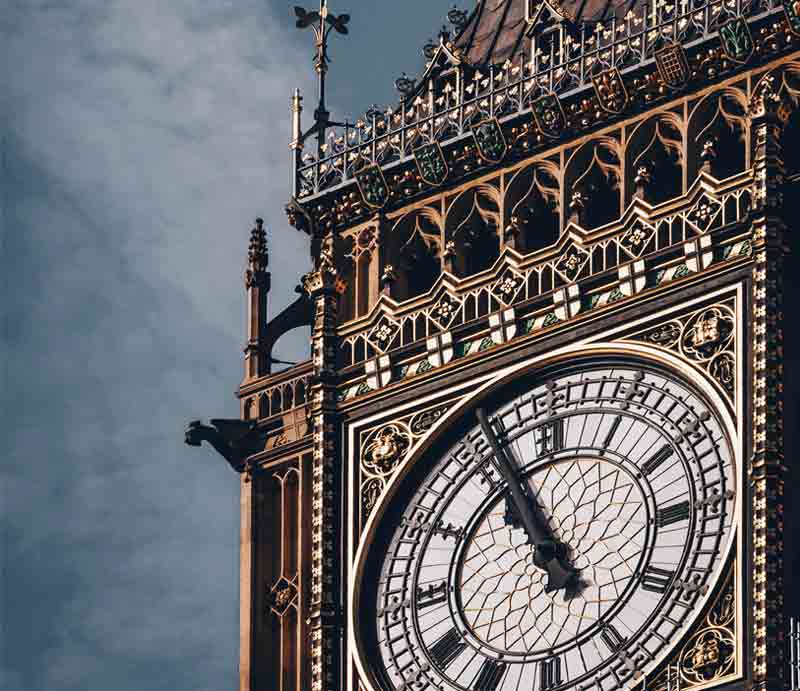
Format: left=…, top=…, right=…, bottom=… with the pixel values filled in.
left=564, top=137, right=622, bottom=230
left=750, top=63, right=800, bottom=177
left=504, top=161, right=561, bottom=253
left=384, top=208, right=442, bottom=301
left=625, top=113, right=684, bottom=206
left=687, top=88, right=748, bottom=182
left=445, top=184, right=502, bottom=278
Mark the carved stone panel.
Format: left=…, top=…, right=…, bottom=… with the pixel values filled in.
left=647, top=563, right=738, bottom=691
left=357, top=402, right=455, bottom=531
left=625, top=298, right=737, bottom=405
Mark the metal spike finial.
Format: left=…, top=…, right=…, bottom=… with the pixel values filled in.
left=422, top=38, right=438, bottom=59
left=447, top=6, right=468, bottom=32
left=394, top=72, right=416, bottom=98
left=292, top=1, right=350, bottom=156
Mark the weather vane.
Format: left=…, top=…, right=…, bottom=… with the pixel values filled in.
left=292, top=1, right=350, bottom=157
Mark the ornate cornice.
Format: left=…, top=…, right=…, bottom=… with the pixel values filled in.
left=289, top=13, right=799, bottom=235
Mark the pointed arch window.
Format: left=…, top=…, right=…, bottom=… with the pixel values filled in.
left=384, top=211, right=442, bottom=302
left=626, top=115, right=684, bottom=206
left=446, top=187, right=502, bottom=278
left=688, top=91, right=748, bottom=182
left=504, top=163, right=560, bottom=253
left=565, top=139, right=622, bottom=230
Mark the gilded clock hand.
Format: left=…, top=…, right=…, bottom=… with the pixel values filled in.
left=476, top=408, right=578, bottom=593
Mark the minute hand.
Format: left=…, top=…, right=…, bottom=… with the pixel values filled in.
left=476, top=408, right=576, bottom=592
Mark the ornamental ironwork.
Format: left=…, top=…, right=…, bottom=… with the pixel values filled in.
left=785, top=0, right=800, bottom=33
left=358, top=404, right=455, bottom=524
left=291, top=0, right=788, bottom=200
left=355, top=165, right=389, bottom=208
left=592, top=68, right=629, bottom=114
left=628, top=299, right=738, bottom=400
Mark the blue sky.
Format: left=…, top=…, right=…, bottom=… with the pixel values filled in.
left=2, top=2, right=455, bottom=689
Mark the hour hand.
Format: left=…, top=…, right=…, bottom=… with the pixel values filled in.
left=476, top=408, right=578, bottom=593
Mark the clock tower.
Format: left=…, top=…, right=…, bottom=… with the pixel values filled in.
left=186, top=1, right=800, bottom=691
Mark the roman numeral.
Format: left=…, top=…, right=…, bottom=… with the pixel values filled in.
left=540, top=657, right=562, bottom=690
left=599, top=623, right=625, bottom=652
left=641, top=565, right=675, bottom=593
left=474, top=659, right=506, bottom=691
left=539, top=419, right=564, bottom=455
left=641, top=445, right=674, bottom=476
left=432, top=519, right=463, bottom=541
left=416, top=581, right=447, bottom=610
left=428, top=627, right=466, bottom=669
left=378, top=595, right=408, bottom=619
left=657, top=500, right=691, bottom=527
left=602, top=415, right=622, bottom=450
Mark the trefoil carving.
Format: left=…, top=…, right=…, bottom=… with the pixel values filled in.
left=627, top=300, right=737, bottom=401
left=358, top=403, right=455, bottom=526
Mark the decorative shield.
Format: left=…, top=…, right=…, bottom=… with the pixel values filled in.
left=472, top=118, right=507, bottom=163
left=655, top=43, right=690, bottom=89
left=365, top=354, right=392, bottom=389
left=414, top=142, right=449, bottom=186
left=532, top=93, right=566, bottom=138
left=783, top=0, right=800, bottom=34
left=426, top=332, right=453, bottom=368
left=719, top=18, right=753, bottom=63
left=355, top=165, right=389, bottom=209
left=489, top=308, right=517, bottom=344
left=592, top=69, right=629, bottom=114
left=553, top=285, right=581, bottom=321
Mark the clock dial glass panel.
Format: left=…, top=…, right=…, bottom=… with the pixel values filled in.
left=369, top=364, right=736, bottom=691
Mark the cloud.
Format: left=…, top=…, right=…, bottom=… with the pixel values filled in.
left=2, top=1, right=312, bottom=689
left=1, top=0, right=455, bottom=688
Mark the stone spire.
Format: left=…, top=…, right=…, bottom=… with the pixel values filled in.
left=243, top=218, right=271, bottom=381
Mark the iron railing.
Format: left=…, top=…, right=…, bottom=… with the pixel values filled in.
left=292, top=0, right=782, bottom=199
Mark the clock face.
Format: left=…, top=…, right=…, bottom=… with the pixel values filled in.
left=366, top=363, right=736, bottom=691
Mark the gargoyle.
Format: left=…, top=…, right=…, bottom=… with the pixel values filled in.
left=184, top=419, right=263, bottom=473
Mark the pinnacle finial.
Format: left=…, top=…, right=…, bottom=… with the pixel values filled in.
left=247, top=218, right=269, bottom=278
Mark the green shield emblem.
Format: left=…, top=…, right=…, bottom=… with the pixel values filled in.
left=472, top=119, right=507, bottom=163
left=414, top=143, right=448, bottom=186
left=719, top=18, right=753, bottom=62
left=532, top=93, right=566, bottom=138
left=355, top=165, right=389, bottom=209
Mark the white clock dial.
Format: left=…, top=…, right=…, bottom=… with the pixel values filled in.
left=367, top=363, right=736, bottom=691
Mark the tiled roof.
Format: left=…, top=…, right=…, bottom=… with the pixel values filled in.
left=454, top=0, right=529, bottom=67
left=453, top=0, right=645, bottom=66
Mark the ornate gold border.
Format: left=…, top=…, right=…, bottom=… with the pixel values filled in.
left=345, top=304, right=745, bottom=691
